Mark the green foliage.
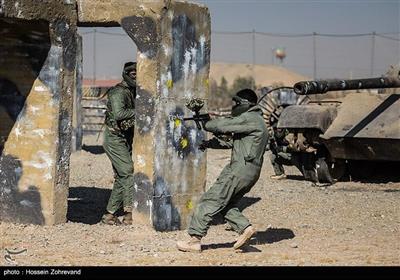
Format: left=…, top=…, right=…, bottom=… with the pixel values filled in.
left=271, top=81, right=284, bottom=89
left=219, top=76, right=228, bottom=95
left=230, top=76, right=256, bottom=96
left=209, top=76, right=259, bottom=110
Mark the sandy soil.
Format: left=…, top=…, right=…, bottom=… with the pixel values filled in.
left=1, top=135, right=399, bottom=266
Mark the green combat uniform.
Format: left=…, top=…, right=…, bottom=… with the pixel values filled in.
left=188, top=103, right=269, bottom=237
left=269, top=127, right=300, bottom=176
left=103, top=63, right=136, bottom=217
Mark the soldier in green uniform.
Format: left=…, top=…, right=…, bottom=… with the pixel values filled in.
left=177, top=89, right=269, bottom=252
left=101, top=62, right=136, bottom=226
left=269, top=126, right=291, bottom=180
left=268, top=125, right=301, bottom=180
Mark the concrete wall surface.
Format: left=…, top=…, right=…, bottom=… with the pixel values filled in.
left=0, top=0, right=210, bottom=230
left=0, top=0, right=77, bottom=225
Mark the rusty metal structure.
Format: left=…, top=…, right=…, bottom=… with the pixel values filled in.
left=266, top=66, right=400, bottom=183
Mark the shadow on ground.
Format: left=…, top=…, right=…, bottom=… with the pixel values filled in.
left=67, top=186, right=111, bottom=224
left=285, top=161, right=400, bottom=184
left=251, top=228, right=295, bottom=244
left=202, top=227, right=295, bottom=252
left=286, top=175, right=306, bottom=181
left=82, top=145, right=105, bottom=155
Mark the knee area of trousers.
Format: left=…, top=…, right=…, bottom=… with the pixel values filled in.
left=117, top=167, right=133, bottom=177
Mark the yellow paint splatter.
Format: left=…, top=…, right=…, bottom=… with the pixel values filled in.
left=186, top=200, right=193, bottom=210
left=204, top=79, right=209, bottom=87
left=174, top=118, right=181, bottom=128
left=167, top=79, right=173, bottom=89
left=180, top=138, right=188, bottom=149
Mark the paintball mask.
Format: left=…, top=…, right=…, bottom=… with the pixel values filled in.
left=122, top=62, right=137, bottom=88
left=231, top=89, right=258, bottom=117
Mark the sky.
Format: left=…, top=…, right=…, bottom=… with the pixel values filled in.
left=79, top=0, right=400, bottom=81
left=197, top=0, right=399, bottom=34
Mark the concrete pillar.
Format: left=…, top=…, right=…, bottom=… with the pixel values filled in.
left=128, top=2, right=210, bottom=231
left=0, top=0, right=210, bottom=229
left=72, top=35, right=83, bottom=152
left=78, top=0, right=211, bottom=231
left=0, top=0, right=77, bottom=225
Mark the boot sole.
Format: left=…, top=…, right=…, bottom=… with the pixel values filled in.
left=176, top=244, right=201, bottom=253
left=101, top=219, right=122, bottom=226
left=233, top=228, right=256, bottom=250
left=122, top=217, right=132, bottom=225
left=177, top=247, right=201, bottom=253
left=102, top=222, right=122, bottom=226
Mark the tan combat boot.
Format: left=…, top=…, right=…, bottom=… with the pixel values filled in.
left=233, top=226, right=256, bottom=250
left=101, top=213, right=122, bottom=225
left=176, top=235, right=202, bottom=253
left=270, top=174, right=287, bottom=180
left=122, top=212, right=132, bottom=225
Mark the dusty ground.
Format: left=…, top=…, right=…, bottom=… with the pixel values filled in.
left=1, top=135, right=399, bottom=266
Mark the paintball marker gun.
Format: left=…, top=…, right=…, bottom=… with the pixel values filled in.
left=183, top=98, right=210, bottom=130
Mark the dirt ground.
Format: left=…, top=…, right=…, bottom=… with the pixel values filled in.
left=1, top=134, right=399, bottom=266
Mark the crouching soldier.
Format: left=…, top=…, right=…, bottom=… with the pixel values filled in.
left=176, top=89, right=269, bottom=252
left=268, top=126, right=303, bottom=180
left=101, top=62, right=136, bottom=225
left=269, top=126, right=291, bottom=179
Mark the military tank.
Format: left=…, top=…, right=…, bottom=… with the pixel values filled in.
left=259, top=66, right=400, bottom=184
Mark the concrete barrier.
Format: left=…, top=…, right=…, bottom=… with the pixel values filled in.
left=0, top=0, right=210, bottom=230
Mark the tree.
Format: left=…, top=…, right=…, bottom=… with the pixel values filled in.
left=218, top=76, right=228, bottom=96
left=271, top=81, right=284, bottom=89
left=230, top=76, right=256, bottom=96
left=208, top=76, right=260, bottom=110
left=209, top=78, right=218, bottom=95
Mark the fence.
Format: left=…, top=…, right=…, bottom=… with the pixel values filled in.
left=81, top=87, right=108, bottom=135
left=79, top=28, right=400, bottom=82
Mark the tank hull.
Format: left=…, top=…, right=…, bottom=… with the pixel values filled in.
left=322, top=138, right=400, bottom=161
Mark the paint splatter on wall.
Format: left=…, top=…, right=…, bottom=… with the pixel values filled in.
left=151, top=8, right=210, bottom=231
left=121, top=2, right=211, bottom=231
left=0, top=15, right=76, bottom=225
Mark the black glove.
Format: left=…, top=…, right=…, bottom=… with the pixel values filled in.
left=198, top=140, right=210, bottom=152
left=276, top=145, right=287, bottom=153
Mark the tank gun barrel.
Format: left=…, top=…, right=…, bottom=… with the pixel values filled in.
left=294, top=77, right=400, bottom=95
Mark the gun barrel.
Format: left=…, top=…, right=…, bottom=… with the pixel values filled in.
left=294, top=77, right=400, bottom=95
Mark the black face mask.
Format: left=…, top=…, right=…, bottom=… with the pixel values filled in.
left=231, top=96, right=253, bottom=117
left=231, top=104, right=251, bottom=117
left=122, top=67, right=136, bottom=88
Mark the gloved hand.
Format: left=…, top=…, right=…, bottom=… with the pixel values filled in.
left=276, top=146, right=287, bottom=153
left=198, top=140, right=210, bottom=152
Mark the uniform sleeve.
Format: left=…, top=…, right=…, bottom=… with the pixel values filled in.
left=204, top=115, right=255, bottom=135
left=206, top=136, right=233, bottom=149
left=108, top=90, right=135, bottom=121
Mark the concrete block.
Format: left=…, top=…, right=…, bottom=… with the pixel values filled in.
left=0, top=0, right=210, bottom=231
left=125, top=1, right=211, bottom=230
left=0, top=1, right=77, bottom=225
left=79, top=1, right=210, bottom=230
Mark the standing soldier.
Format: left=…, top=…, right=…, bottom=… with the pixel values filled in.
left=177, top=89, right=269, bottom=252
left=101, top=62, right=136, bottom=225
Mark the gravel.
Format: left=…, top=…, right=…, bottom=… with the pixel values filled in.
left=1, top=135, right=399, bottom=266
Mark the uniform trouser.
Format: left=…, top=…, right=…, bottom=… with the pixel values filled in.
left=270, top=151, right=304, bottom=176
left=188, top=162, right=261, bottom=237
left=103, top=126, right=134, bottom=214
left=269, top=151, right=293, bottom=175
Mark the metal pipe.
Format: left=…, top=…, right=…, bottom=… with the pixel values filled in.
left=294, top=77, right=400, bottom=95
